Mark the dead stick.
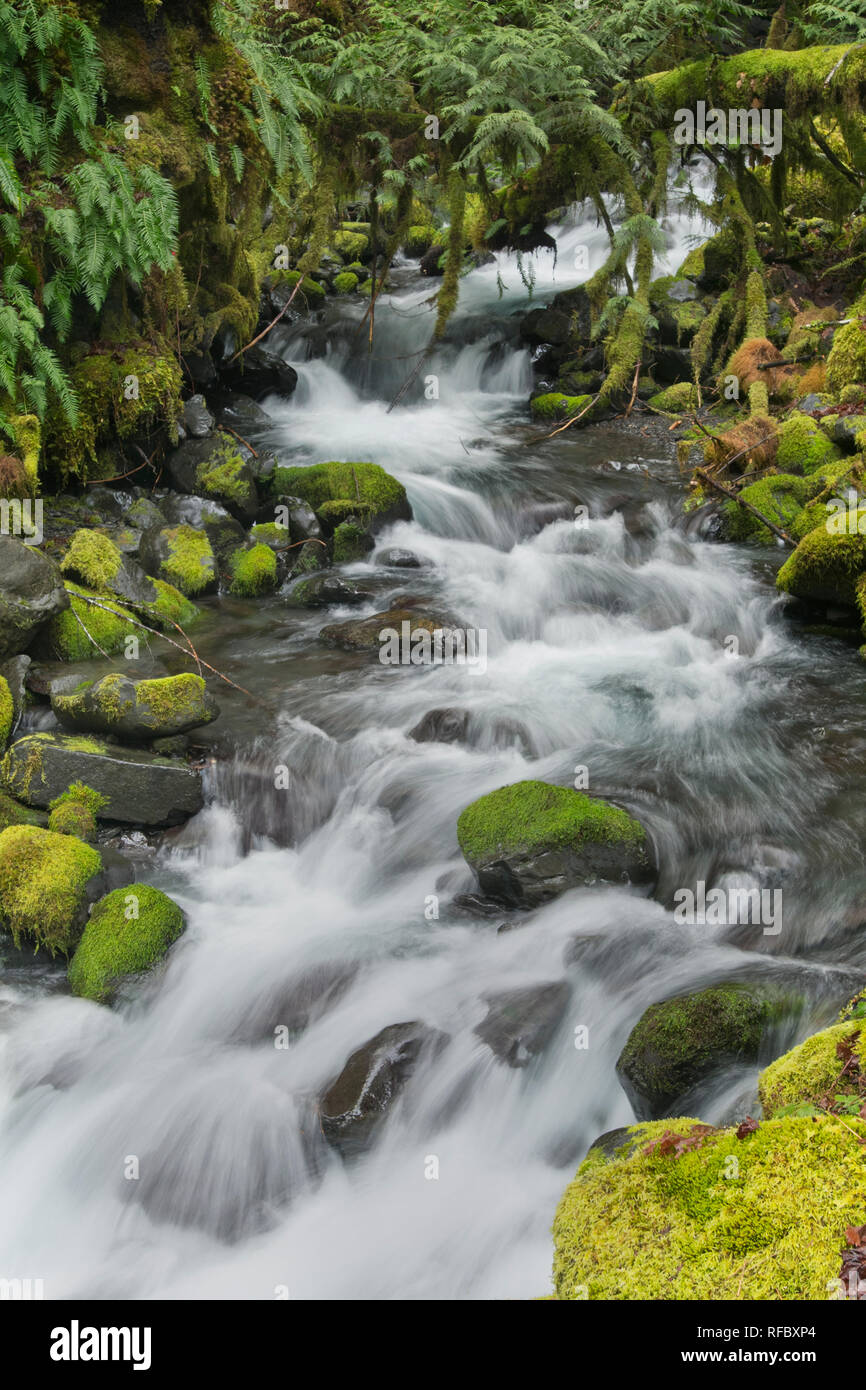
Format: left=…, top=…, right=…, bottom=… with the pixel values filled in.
left=694, top=467, right=795, bottom=546
left=227, top=277, right=304, bottom=365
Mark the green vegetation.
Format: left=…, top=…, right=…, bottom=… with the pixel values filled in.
left=270, top=461, right=408, bottom=527
left=759, top=1021, right=863, bottom=1118
left=228, top=543, right=278, bottom=595
left=457, top=780, right=646, bottom=863
left=151, top=526, right=215, bottom=597
left=60, top=529, right=122, bottom=591
left=43, top=583, right=136, bottom=661
left=67, top=883, right=186, bottom=1002
left=0, top=824, right=102, bottom=953
left=0, top=674, right=12, bottom=747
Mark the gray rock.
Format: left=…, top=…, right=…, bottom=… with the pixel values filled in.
left=376, top=548, right=430, bottom=569
left=409, top=707, right=469, bottom=743
left=164, top=432, right=259, bottom=523
left=289, top=576, right=371, bottom=607
left=219, top=344, right=298, bottom=401
left=0, top=538, right=69, bottom=660
left=550, top=285, right=592, bottom=342
left=475, top=981, right=571, bottom=1067
left=320, top=605, right=462, bottom=654
left=182, top=394, right=215, bottom=438
left=124, top=496, right=166, bottom=532
left=287, top=538, right=328, bottom=579
left=217, top=394, right=273, bottom=433
left=52, top=673, right=218, bottom=741
left=831, top=412, right=866, bottom=452
left=262, top=494, right=322, bottom=542
left=2, top=732, right=203, bottom=825
left=139, top=523, right=219, bottom=593
left=319, top=1021, right=447, bottom=1154
left=667, top=278, right=700, bottom=303
left=520, top=308, right=571, bottom=347
left=62, top=545, right=156, bottom=608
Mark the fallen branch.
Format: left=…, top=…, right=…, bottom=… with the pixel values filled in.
left=537, top=393, right=601, bottom=442
left=228, top=277, right=304, bottom=365
left=694, top=467, right=795, bottom=546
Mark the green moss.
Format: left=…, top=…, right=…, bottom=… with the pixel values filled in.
left=138, top=578, right=199, bottom=631
left=332, top=271, right=359, bottom=295
left=457, top=780, right=646, bottom=863
left=0, top=825, right=102, bottom=954
left=249, top=522, right=285, bottom=549
left=675, top=244, right=705, bottom=280
left=317, top=498, right=374, bottom=527
left=759, top=1021, right=862, bottom=1118
left=195, top=436, right=254, bottom=510
left=6, top=414, right=40, bottom=489
left=60, top=529, right=123, bottom=591
left=44, top=583, right=137, bottom=661
left=618, top=987, right=772, bottom=1115
left=827, top=316, right=866, bottom=396
left=777, top=516, right=866, bottom=606
left=0, top=676, right=13, bottom=748
left=402, top=225, right=436, bottom=256
left=228, top=543, right=277, bottom=596
left=0, top=791, right=45, bottom=830
left=136, top=674, right=209, bottom=725
left=67, top=884, right=186, bottom=1003
left=332, top=229, right=368, bottom=261
left=776, top=412, right=841, bottom=475
left=552, top=1113, right=866, bottom=1300
left=155, top=526, right=215, bottom=597
left=530, top=392, right=593, bottom=421
left=269, top=461, right=407, bottom=524
left=332, top=521, right=369, bottom=564
left=280, top=269, right=327, bottom=300
left=648, top=382, right=699, bottom=414
left=48, top=780, right=109, bottom=817
left=724, top=473, right=812, bottom=544
left=48, top=800, right=97, bottom=840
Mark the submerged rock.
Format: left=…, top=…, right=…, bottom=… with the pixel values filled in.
left=319, top=1021, right=447, bottom=1154
left=289, top=575, right=371, bottom=607
left=616, top=984, right=773, bottom=1119
left=376, top=547, right=431, bottom=569
left=409, top=707, right=469, bottom=743
left=320, top=605, right=462, bottom=654
left=2, top=732, right=203, bottom=825
left=52, top=673, right=218, bottom=741
left=0, top=538, right=69, bottom=660
left=457, top=780, right=653, bottom=906
left=475, top=981, right=571, bottom=1067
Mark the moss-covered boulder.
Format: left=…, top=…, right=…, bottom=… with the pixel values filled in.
left=52, top=673, right=218, bottom=741
left=39, top=583, right=138, bottom=661
left=136, top=578, right=200, bottom=632
left=138, top=525, right=217, bottom=597
left=529, top=392, right=593, bottom=422
left=0, top=537, right=69, bottom=660
left=60, top=528, right=157, bottom=606
left=759, top=1020, right=863, bottom=1118
left=67, top=884, right=186, bottom=1003
left=270, top=461, right=411, bottom=532
left=456, top=780, right=652, bottom=907
left=776, top=513, right=866, bottom=606
left=2, top=732, right=203, bottom=826
left=228, top=543, right=278, bottom=596
left=723, top=473, right=814, bottom=544
left=617, top=985, right=773, bottom=1119
left=0, top=675, right=12, bottom=749
left=332, top=520, right=374, bottom=564
left=776, top=411, right=841, bottom=475
left=332, top=271, right=359, bottom=295
left=0, top=790, right=46, bottom=831
left=0, top=825, right=104, bottom=953
left=826, top=314, right=866, bottom=396
left=551, top=1114, right=866, bottom=1300
left=166, top=433, right=260, bottom=523
left=648, top=382, right=700, bottom=414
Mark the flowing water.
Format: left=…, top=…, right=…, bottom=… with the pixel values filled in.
left=2, top=189, right=866, bottom=1300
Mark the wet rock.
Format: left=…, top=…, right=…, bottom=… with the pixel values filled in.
left=457, top=780, right=654, bottom=907
left=60, top=531, right=157, bottom=607
left=409, top=707, right=469, bottom=743
left=230, top=962, right=359, bottom=1044
left=0, top=655, right=30, bottom=726
left=319, top=1021, right=447, bottom=1154
left=475, top=981, right=571, bottom=1067
left=549, top=285, right=592, bottom=342
left=520, top=308, right=571, bottom=347
left=124, top=496, right=166, bottom=533
left=52, top=673, right=218, bottom=741
left=161, top=495, right=246, bottom=568
left=376, top=547, right=431, bottom=569
left=216, top=394, right=273, bottom=434
left=287, top=538, right=328, bottom=579
left=320, top=605, right=463, bottom=654
left=218, top=344, right=298, bottom=400
left=616, top=984, right=773, bottom=1120
left=139, top=524, right=218, bottom=596
left=0, top=538, right=69, bottom=660
left=451, top=892, right=511, bottom=919
left=183, top=351, right=218, bottom=389
left=289, top=575, right=371, bottom=608
left=830, top=412, right=866, bottom=452
left=262, top=494, right=322, bottom=542
left=182, top=394, right=215, bottom=438
left=420, top=244, right=445, bottom=277
left=2, top=732, right=203, bottom=826
left=164, top=432, right=259, bottom=523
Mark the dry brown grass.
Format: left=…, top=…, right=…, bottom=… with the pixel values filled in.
left=726, top=337, right=795, bottom=399
left=702, top=414, right=779, bottom=477
left=0, top=455, right=30, bottom=500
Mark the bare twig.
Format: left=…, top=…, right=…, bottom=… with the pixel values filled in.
left=625, top=360, right=641, bottom=418
left=694, top=467, right=795, bottom=546
left=228, top=277, right=304, bottom=365
left=70, top=605, right=114, bottom=660
left=222, top=425, right=258, bottom=458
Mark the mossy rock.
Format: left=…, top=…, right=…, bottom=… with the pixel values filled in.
left=456, top=780, right=652, bottom=907
left=52, top=673, right=218, bottom=741
left=60, top=528, right=157, bottom=606
left=402, top=225, right=437, bottom=257
left=40, top=583, right=138, bottom=662
left=228, top=543, right=278, bottom=596
left=648, top=382, right=699, bottom=414
left=280, top=270, right=327, bottom=300
left=67, top=884, right=186, bottom=1004
left=270, top=461, right=411, bottom=531
left=2, top=732, right=203, bottom=826
left=138, top=525, right=217, bottom=597
left=249, top=522, right=286, bottom=551
left=723, top=473, right=813, bottom=544
left=0, top=790, right=46, bottom=831
left=0, top=536, right=70, bottom=660
left=0, top=825, right=104, bottom=953
left=332, top=229, right=369, bottom=262
left=776, top=412, right=841, bottom=475
left=137, top=578, right=200, bottom=632
left=194, top=437, right=259, bottom=524
left=529, top=392, right=593, bottom=422
left=48, top=798, right=98, bottom=840
left=758, top=1020, right=863, bottom=1118
left=0, top=675, right=12, bottom=749
left=332, top=271, right=359, bottom=295
left=552, top=1113, right=866, bottom=1299
left=827, top=315, right=866, bottom=396
left=617, top=985, right=773, bottom=1119
left=332, top=521, right=373, bottom=564
left=776, top=514, right=866, bottom=606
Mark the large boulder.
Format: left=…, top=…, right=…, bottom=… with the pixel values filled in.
left=616, top=984, right=773, bottom=1119
left=164, top=432, right=260, bottom=523
left=60, top=528, right=157, bottom=606
left=758, top=1019, right=863, bottom=1118
left=0, top=825, right=107, bottom=953
left=520, top=307, right=571, bottom=347
left=218, top=343, right=298, bottom=400
left=475, top=981, right=571, bottom=1067
left=319, top=1022, right=446, bottom=1154
left=456, top=780, right=653, bottom=907
left=776, top=514, right=866, bottom=607
left=2, top=732, right=203, bottom=825
left=51, top=673, right=218, bottom=741
left=67, top=884, right=187, bottom=1002
left=0, top=537, right=68, bottom=659
left=139, top=525, right=217, bottom=597
left=161, top=495, right=246, bottom=568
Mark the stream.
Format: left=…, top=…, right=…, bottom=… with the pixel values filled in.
left=2, top=192, right=866, bottom=1301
